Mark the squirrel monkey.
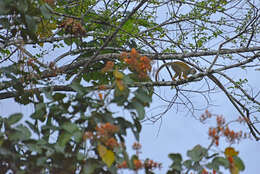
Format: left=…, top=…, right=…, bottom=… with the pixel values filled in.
left=155, top=61, right=196, bottom=81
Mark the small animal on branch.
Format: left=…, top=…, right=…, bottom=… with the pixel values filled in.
left=155, top=61, right=196, bottom=81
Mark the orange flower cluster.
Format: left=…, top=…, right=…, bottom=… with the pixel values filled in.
left=82, top=131, right=94, bottom=141
left=199, top=109, right=212, bottom=122
left=216, top=115, right=225, bottom=126
left=98, top=93, right=103, bottom=100
left=227, top=156, right=233, bottom=164
left=96, top=123, right=119, bottom=136
left=208, top=127, right=220, bottom=146
left=95, top=123, right=119, bottom=149
left=59, top=18, right=86, bottom=35
left=83, top=123, right=120, bottom=149
left=223, top=127, right=245, bottom=143
left=144, top=159, right=162, bottom=170
left=200, top=168, right=216, bottom=174
left=117, top=159, right=145, bottom=170
left=105, top=137, right=119, bottom=149
left=101, top=61, right=114, bottom=73
left=201, top=168, right=209, bottom=174
left=117, top=142, right=161, bottom=171
left=98, top=85, right=108, bottom=90
left=208, top=115, right=248, bottom=146
left=132, top=142, right=142, bottom=150
left=121, top=48, right=151, bottom=79
left=133, top=159, right=143, bottom=170
left=227, top=156, right=237, bottom=173
left=117, top=161, right=128, bottom=169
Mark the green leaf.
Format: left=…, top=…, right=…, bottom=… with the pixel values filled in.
left=57, top=131, right=71, bottom=147
left=113, top=87, right=130, bottom=106
left=0, top=117, right=3, bottom=129
left=116, top=117, right=132, bottom=135
left=27, top=143, right=43, bottom=153
left=83, top=159, right=99, bottom=174
left=69, top=81, right=87, bottom=96
left=123, top=74, right=134, bottom=85
left=61, top=122, right=79, bottom=133
left=169, top=153, right=182, bottom=171
left=17, top=125, right=31, bottom=139
left=25, top=15, right=37, bottom=33
left=0, top=1, right=9, bottom=15
left=7, top=113, right=23, bottom=125
left=25, top=120, right=39, bottom=134
left=187, top=145, right=207, bottom=162
left=53, top=143, right=64, bottom=153
left=133, top=117, right=142, bottom=133
left=73, top=131, right=83, bottom=143
left=64, top=38, right=73, bottom=45
left=211, top=157, right=229, bottom=169
left=40, top=4, right=52, bottom=19
left=31, top=103, right=46, bottom=121
left=134, top=88, right=152, bottom=104
left=53, top=93, right=66, bottom=100
left=233, top=156, right=245, bottom=171
left=15, top=0, right=28, bottom=13
left=9, top=125, right=31, bottom=141
left=43, top=88, right=53, bottom=100
left=169, top=153, right=182, bottom=161
left=183, top=160, right=192, bottom=168
left=36, top=157, right=47, bottom=166
left=132, top=101, right=145, bottom=120
left=77, top=152, right=85, bottom=161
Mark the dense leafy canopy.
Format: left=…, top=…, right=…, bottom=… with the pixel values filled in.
left=0, top=0, right=259, bottom=173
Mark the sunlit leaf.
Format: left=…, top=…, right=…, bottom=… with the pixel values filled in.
left=116, top=79, right=124, bottom=91
left=98, top=144, right=107, bottom=157
left=225, top=147, right=239, bottom=157
left=102, top=149, right=115, bottom=167
left=97, top=144, right=115, bottom=167
left=114, top=70, right=124, bottom=79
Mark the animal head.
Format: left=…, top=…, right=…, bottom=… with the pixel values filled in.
left=189, top=68, right=196, bottom=75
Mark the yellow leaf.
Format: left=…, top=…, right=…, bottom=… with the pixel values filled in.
left=97, top=144, right=115, bottom=167
left=97, top=144, right=107, bottom=157
left=225, top=147, right=239, bottom=157
left=103, top=149, right=115, bottom=167
left=116, top=79, right=124, bottom=91
left=114, top=70, right=124, bottom=79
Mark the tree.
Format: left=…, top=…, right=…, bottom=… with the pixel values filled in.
left=0, top=0, right=259, bottom=173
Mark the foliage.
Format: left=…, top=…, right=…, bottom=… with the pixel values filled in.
left=0, top=0, right=260, bottom=173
